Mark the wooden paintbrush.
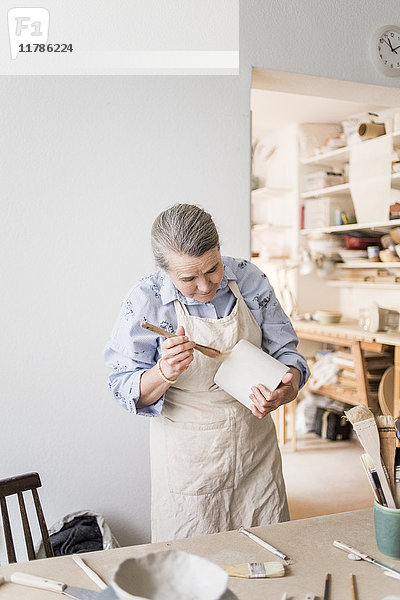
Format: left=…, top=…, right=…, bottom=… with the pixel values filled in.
left=351, top=574, right=357, bottom=600
left=221, top=561, right=285, bottom=579
left=376, top=415, right=397, bottom=494
left=140, top=322, right=230, bottom=361
left=345, top=406, right=396, bottom=509
left=323, top=573, right=330, bottom=600
left=360, top=453, right=386, bottom=505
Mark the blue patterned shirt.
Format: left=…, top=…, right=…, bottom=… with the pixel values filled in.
left=104, top=257, right=309, bottom=416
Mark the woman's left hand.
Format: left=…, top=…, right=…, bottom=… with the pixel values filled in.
left=249, top=367, right=301, bottom=419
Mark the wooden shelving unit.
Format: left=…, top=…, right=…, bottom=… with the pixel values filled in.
left=337, top=262, right=400, bottom=268
left=327, top=281, right=400, bottom=290
left=295, top=319, right=400, bottom=415
left=315, top=383, right=361, bottom=405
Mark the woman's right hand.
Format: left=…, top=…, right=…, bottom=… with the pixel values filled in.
left=160, top=325, right=195, bottom=381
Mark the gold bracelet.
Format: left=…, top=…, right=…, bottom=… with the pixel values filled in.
left=157, top=358, right=178, bottom=384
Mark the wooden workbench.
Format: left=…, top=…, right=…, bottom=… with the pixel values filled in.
left=0, top=510, right=399, bottom=599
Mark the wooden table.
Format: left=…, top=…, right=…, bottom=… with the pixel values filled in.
left=294, top=318, right=400, bottom=417
left=1, top=510, right=400, bottom=599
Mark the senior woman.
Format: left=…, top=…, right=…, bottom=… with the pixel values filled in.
left=104, top=204, right=309, bottom=542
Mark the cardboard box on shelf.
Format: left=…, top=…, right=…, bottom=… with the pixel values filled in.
left=304, top=196, right=354, bottom=229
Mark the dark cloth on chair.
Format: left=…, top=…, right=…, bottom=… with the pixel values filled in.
left=50, top=515, right=103, bottom=555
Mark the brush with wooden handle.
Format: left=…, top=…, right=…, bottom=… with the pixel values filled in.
left=376, top=415, right=397, bottom=494
left=221, top=561, right=285, bottom=579
left=140, top=321, right=230, bottom=360
left=345, top=406, right=397, bottom=508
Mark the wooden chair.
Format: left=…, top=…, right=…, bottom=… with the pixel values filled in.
left=0, top=472, right=54, bottom=563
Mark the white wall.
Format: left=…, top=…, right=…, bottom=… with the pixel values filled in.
left=2, top=0, right=400, bottom=559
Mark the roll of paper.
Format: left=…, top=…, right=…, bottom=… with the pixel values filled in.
left=358, top=122, right=386, bottom=138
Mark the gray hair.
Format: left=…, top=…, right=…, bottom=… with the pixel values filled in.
left=151, top=204, right=220, bottom=270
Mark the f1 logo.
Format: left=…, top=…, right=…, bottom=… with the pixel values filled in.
left=8, top=8, right=50, bottom=59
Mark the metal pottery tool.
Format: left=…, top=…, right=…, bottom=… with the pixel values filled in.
left=384, top=570, right=400, bottom=581
left=4, top=572, right=100, bottom=599
left=221, top=561, right=284, bottom=578
left=333, top=540, right=400, bottom=578
left=97, top=589, right=119, bottom=600
left=238, top=526, right=292, bottom=563
left=140, top=321, right=230, bottom=360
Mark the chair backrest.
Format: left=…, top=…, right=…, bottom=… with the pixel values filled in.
left=0, top=472, right=54, bottom=563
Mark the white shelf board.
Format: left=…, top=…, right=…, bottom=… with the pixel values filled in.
left=327, top=280, right=400, bottom=290
left=300, top=219, right=400, bottom=235
left=251, top=186, right=292, bottom=198
left=300, top=175, right=400, bottom=199
left=301, top=146, right=349, bottom=165
left=251, top=223, right=293, bottom=231
left=301, top=183, right=350, bottom=199
left=337, top=262, right=400, bottom=269
left=301, top=131, right=400, bottom=166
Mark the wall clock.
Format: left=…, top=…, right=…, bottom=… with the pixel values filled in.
left=374, top=25, right=400, bottom=76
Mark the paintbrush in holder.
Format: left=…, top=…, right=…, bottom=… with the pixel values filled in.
left=376, top=415, right=397, bottom=494
left=345, top=406, right=397, bottom=509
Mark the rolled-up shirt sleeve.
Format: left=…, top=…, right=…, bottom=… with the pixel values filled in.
left=104, top=283, right=165, bottom=417
left=235, top=260, right=310, bottom=388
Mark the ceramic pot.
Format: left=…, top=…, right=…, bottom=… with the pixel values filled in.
left=374, top=501, right=400, bottom=559
left=112, top=551, right=228, bottom=600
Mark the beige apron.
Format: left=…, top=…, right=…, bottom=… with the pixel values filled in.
left=149, top=280, right=289, bottom=542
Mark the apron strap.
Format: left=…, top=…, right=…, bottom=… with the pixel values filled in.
left=173, top=297, right=189, bottom=319
left=227, top=279, right=241, bottom=299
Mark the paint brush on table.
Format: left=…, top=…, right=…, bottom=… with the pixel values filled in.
left=323, top=573, right=330, bottom=600
left=221, top=561, right=284, bottom=578
left=351, top=574, right=357, bottom=600
left=238, top=526, right=292, bottom=563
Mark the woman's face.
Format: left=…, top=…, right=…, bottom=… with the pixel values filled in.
left=166, top=247, right=224, bottom=303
